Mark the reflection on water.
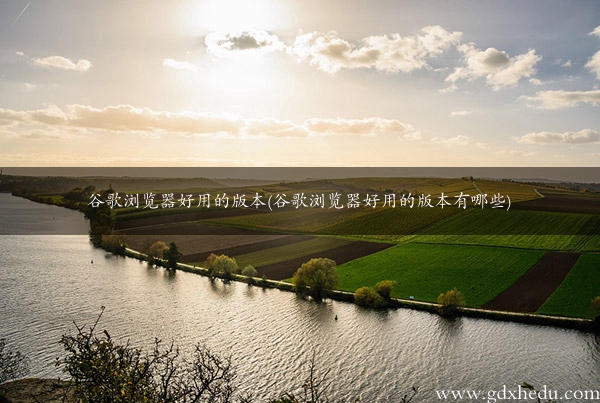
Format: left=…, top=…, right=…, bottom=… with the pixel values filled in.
left=1, top=193, right=599, bottom=401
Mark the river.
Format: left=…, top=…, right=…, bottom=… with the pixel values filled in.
left=0, top=192, right=598, bottom=402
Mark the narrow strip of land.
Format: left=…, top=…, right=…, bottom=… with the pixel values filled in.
left=482, top=252, right=580, bottom=313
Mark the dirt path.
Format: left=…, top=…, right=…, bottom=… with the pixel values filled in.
left=482, top=252, right=580, bottom=313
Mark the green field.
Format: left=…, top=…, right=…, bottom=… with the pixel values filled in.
left=335, top=243, right=545, bottom=306
left=537, top=254, right=600, bottom=318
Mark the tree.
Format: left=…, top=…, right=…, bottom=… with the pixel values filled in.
left=0, top=338, right=29, bottom=384
left=242, top=265, right=258, bottom=284
left=374, top=280, right=396, bottom=301
left=163, top=242, right=182, bottom=270
left=56, top=307, right=248, bottom=403
left=209, top=255, right=239, bottom=281
left=437, top=288, right=465, bottom=316
left=292, top=258, right=337, bottom=302
left=101, top=234, right=128, bottom=256
left=147, top=241, right=168, bottom=265
left=354, top=286, right=387, bottom=308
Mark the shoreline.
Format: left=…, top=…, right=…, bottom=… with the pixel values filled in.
left=10, top=192, right=598, bottom=333
left=123, top=248, right=598, bottom=333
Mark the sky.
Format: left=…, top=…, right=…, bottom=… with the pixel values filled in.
left=0, top=0, right=599, bottom=167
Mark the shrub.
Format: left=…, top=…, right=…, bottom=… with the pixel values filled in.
left=56, top=308, right=245, bottom=403
left=437, top=288, right=465, bottom=316
left=242, top=265, right=258, bottom=284
left=354, top=286, right=387, bottom=308
left=374, top=280, right=396, bottom=300
left=0, top=338, right=29, bottom=384
left=101, top=234, right=128, bottom=256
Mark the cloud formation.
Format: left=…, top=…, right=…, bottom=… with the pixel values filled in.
left=163, top=58, right=199, bottom=72
left=290, top=25, right=462, bottom=74
left=520, top=89, right=600, bottom=109
left=446, top=45, right=541, bottom=90
left=449, top=110, right=472, bottom=117
left=516, top=129, right=600, bottom=144
left=205, top=30, right=284, bottom=57
left=32, top=56, right=92, bottom=72
left=0, top=104, right=418, bottom=139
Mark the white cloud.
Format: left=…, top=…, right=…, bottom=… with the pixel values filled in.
left=431, top=134, right=470, bottom=146
left=585, top=51, right=600, bottom=80
left=0, top=104, right=419, bottom=139
left=205, top=30, right=285, bottom=58
left=32, top=56, right=92, bottom=72
left=449, top=110, right=472, bottom=117
left=591, top=26, right=600, bottom=38
left=495, top=149, right=537, bottom=158
left=529, top=78, right=544, bottom=86
left=439, top=84, right=457, bottom=93
left=162, top=58, right=199, bottom=72
left=15, top=51, right=24, bottom=57
left=290, top=25, right=462, bottom=74
left=520, top=89, right=600, bottom=109
left=446, top=44, right=541, bottom=90
left=516, top=129, right=600, bottom=144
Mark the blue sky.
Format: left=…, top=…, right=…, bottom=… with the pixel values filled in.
left=0, top=0, right=599, bottom=166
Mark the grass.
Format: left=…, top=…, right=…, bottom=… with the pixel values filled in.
left=418, top=208, right=593, bottom=236
left=537, top=254, right=600, bottom=318
left=335, top=243, right=545, bottom=307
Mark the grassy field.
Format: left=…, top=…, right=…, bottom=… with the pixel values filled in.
left=537, top=254, right=600, bottom=318
left=335, top=243, right=545, bottom=306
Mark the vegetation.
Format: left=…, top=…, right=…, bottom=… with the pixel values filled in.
left=56, top=308, right=249, bottom=403
left=374, top=280, right=395, bottom=301
left=0, top=338, right=29, bottom=384
left=146, top=241, right=169, bottom=265
left=292, top=258, right=338, bottom=302
left=242, top=265, right=258, bottom=284
left=207, top=254, right=240, bottom=281
left=354, top=286, right=387, bottom=308
left=51, top=309, right=384, bottom=403
left=437, top=288, right=466, bottom=316
left=354, top=280, right=396, bottom=308
left=163, top=242, right=182, bottom=270
left=537, top=254, right=600, bottom=318
left=100, top=234, right=128, bottom=256
left=336, top=244, right=544, bottom=306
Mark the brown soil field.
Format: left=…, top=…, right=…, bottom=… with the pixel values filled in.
left=482, top=252, right=580, bottom=312
left=255, top=241, right=395, bottom=280
left=180, top=235, right=315, bottom=263
left=511, top=192, right=600, bottom=214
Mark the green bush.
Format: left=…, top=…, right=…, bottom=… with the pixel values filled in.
left=354, top=286, right=387, bottom=308
left=292, top=258, right=337, bottom=302
left=374, top=280, right=396, bottom=300
left=437, top=288, right=465, bottom=316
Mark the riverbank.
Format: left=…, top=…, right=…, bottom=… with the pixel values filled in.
left=0, top=379, right=73, bottom=403
left=124, top=248, right=599, bottom=333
